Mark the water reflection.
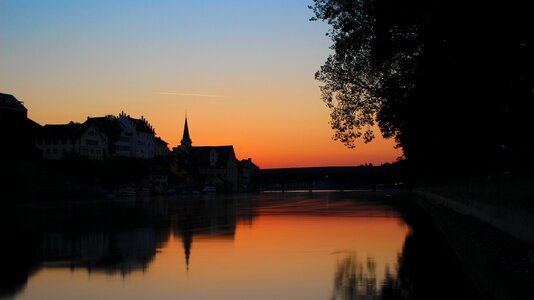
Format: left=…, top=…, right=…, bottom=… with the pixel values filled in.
left=0, top=192, right=479, bottom=299
left=40, top=227, right=169, bottom=275
left=333, top=254, right=376, bottom=300
left=0, top=195, right=258, bottom=298
left=172, top=196, right=246, bottom=270
left=331, top=252, right=407, bottom=300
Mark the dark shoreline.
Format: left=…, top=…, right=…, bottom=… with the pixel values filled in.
left=413, top=192, right=534, bottom=300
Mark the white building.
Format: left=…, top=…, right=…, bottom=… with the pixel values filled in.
left=115, top=111, right=155, bottom=159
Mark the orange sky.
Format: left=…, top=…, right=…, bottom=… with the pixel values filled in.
left=21, top=90, right=401, bottom=168
left=0, top=1, right=401, bottom=168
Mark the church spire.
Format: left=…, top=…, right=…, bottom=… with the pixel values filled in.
left=180, top=115, right=192, bottom=150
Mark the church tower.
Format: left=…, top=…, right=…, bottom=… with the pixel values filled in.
left=180, top=115, right=192, bottom=151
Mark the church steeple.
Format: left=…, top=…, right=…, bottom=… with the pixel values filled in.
left=180, top=115, right=192, bottom=150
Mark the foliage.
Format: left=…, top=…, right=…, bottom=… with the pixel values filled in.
left=310, top=0, right=534, bottom=175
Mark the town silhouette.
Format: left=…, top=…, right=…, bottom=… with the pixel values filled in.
left=1, top=0, right=533, bottom=298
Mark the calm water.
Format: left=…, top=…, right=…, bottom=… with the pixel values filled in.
left=0, top=192, right=481, bottom=299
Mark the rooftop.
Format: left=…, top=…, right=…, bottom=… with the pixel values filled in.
left=0, top=93, right=27, bottom=111
left=189, top=146, right=236, bottom=168
left=39, top=123, right=85, bottom=140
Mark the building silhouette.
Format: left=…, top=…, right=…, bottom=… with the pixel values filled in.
left=36, top=122, right=110, bottom=160
left=35, top=112, right=166, bottom=161
left=0, top=93, right=41, bottom=159
left=171, top=116, right=258, bottom=192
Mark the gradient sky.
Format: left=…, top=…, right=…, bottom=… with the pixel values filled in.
left=0, top=0, right=400, bottom=168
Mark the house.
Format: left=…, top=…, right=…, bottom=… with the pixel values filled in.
left=171, top=116, right=258, bottom=192
left=115, top=111, right=155, bottom=159
left=189, top=146, right=239, bottom=192
left=155, top=136, right=171, bottom=157
left=85, top=116, right=122, bottom=155
left=238, top=158, right=260, bottom=192
left=36, top=122, right=109, bottom=161
left=0, top=93, right=41, bottom=159
left=86, top=112, right=157, bottom=159
left=0, top=92, right=27, bottom=120
left=35, top=111, right=158, bottom=161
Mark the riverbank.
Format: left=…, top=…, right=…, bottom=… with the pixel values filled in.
left=414, top=191, right=534, bottom=299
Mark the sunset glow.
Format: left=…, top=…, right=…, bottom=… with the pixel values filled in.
left=0, top=0, right=401, bottom=168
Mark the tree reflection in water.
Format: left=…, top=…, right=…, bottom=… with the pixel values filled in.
left=332, top=251, right=412, bottom=300
left=332, top=254, right=377, bottom=300
left=331, top=207, right=486, bottom=300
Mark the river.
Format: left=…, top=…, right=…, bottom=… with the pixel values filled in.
left=0, top=191, right=483, bottom=299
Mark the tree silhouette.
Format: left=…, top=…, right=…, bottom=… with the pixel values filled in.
left=310, top=0, right=534, bottom=176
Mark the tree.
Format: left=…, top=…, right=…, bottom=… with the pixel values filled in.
left=311, top=0, right=534, bottom=176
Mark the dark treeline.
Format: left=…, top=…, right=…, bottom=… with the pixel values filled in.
left=310, top=0, right=533, bottom=181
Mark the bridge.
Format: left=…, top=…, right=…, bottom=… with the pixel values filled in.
left=257, top=164, right=406, bottom=192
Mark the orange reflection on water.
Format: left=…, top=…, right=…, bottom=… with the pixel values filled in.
left=152, top=214, right=409, bottom=299
left=15, top=198, right=410, bottom=300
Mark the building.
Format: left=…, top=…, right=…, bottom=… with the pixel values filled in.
left=86, top=112, right=156, bottom=159
left=36, top=122, right=109, bottom=161
left=171, top=116, right=258, bottom=192
left=238, top=158, right=260, bottom=192
left=35, top=112, right=158, bottom=161
left=155, top=137, right=171, bottom=157
left=0, top=92, right=27, bottom=121
left=0, top=93, right=41, bottom=159
left=85, top=116, right=122, bottom=155
left=189, top=146, right=239, bottom=191
left=115, top=112, right=155, bottom=159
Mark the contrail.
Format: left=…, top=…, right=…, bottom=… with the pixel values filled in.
left=156, top=92, right=228, bottom=98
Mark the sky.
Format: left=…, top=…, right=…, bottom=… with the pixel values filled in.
left=0, top=0, right=401, bottom=168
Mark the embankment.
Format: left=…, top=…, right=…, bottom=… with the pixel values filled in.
left=414, top=185, right=534, bottom=300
